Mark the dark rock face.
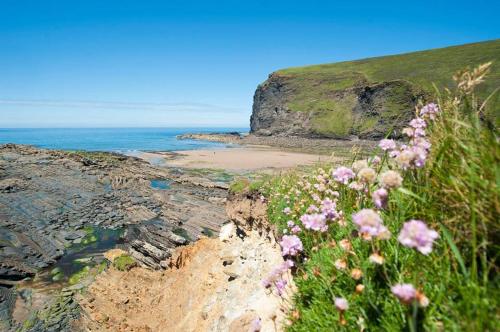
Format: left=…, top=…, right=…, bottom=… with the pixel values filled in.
left=250, top=73, right=425, bottom=139
left=250, top=74, right=310, bottom=137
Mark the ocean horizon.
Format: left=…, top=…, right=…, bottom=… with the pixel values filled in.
left=0, top=127, right=248, bottom=152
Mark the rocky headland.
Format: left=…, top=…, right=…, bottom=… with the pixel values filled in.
left=177, top=132, right=376, bottom=156
left=250, top=40, right=500, bottom=139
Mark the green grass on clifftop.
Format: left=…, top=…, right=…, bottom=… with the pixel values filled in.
left=277, top=39, right=500, bottom=131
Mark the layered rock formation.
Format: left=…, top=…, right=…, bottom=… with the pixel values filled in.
left=0, top=144, right=229, bottom=331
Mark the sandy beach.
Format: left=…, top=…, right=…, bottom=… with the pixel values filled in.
left=138, top=147, right=340, bottom=171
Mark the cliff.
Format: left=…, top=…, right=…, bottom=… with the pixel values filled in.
left=251, top=39, right=500, bottom=139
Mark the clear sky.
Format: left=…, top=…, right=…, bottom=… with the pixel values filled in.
left=1, top=0, right=499, bottom=128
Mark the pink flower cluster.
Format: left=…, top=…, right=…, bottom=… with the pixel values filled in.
left=398, top=219, right=439, bottom=255
left=332, top=166, right=355, bottom=184
left=391, top=283, right=429, bottom=307
left=352, top=209, right=390, bottom=240
left=391, top=283, right=416, bottom=304
left=262, top=259, right=294, bottom=296
left=280, top=235, right=303, bottom=256
left=372, top=188, right=388, bottom=209
left=321, top=198, right=338, bottom=220
left=300, top=213, right=328, bottom=232
left=377, top=103, right=438, bottom=170
left=419, top=102, right=440, bottom=120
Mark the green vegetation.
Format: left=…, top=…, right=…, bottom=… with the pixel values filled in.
left=184, top=168, right=234, bottom=183
left=81, top=226, right=98, bottom=245
left=67, top=150, right=123, bottom=165
left=273, top=39, right=500, bottom=136
left=261, top=65, right=499, bottom=330
left=112, top=254, right=137, bottom=271
left=229, top=173, right=273, bottom=194
left=68, top=265, right=91, bottom=285
left=202, top=227, right=215, bottom=238
left=173, top=227, right=192, bottom=242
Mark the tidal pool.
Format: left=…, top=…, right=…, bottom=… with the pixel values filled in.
left=150, top=179, right=171, bottom=190
left=42, top=227, right=124, bottom=285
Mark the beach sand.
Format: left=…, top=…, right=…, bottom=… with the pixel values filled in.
left=138, top=147, right=340, bottom=171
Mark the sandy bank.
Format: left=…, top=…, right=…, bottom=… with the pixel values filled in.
left=139, top=147, right=341, bottom=171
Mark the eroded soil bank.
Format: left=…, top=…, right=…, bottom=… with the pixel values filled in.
left=78, top=206, right=291, bottom=331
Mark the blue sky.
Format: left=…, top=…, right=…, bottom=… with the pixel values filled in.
left=1, top=0, right=499, bottom=128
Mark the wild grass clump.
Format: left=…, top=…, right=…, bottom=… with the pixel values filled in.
left=112, top=254, right=137, bottom=271
left=261, top=64, right=499, bottom=331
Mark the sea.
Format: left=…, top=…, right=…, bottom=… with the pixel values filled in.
left=0, top=127, right=248, bottom=152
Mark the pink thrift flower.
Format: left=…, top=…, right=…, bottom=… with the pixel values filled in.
left=300, top=213, right=328, bottom=232
left=391, top=283, right=417, bottom=304
left=411, top=145, right=428, bottom=168
left=369, top=155, right=382, bottom=166
left=321, top=198, right=338, bottom=220
left=262, top=260, right=294, bottom=288
left=412, top=137, right=431, bottom=150
left=402, top=127, right=415, bottom=137
left=420, top=103, right=440, bottom=120
left=372, top=188, right=388, bottom=209
left=332, top=166, right=355, bottom=184
left=291, top=225, right=301, bottom=234
left=414, top=127, right=426, bottom=137
left=409, top=118, right=427, bottom=129
left=307, top=204, right=319, bottom=213
left=389, top=150, right=400, bottom=158
left=348, top=181, right=364, bottom=191
left=379, top=139, right=397, bottom=151
left=334, top=297, right=349, bottom=311
left=283, top=207, right=292, bottom=215
left=352, top=209, right=386, bottom=239
left=398, top=220, right=439, bottom=255
left=275, top=279, right=287, bottom=296
left=280, top=235, right=303, bottom=256
left=287, top=220, right=295, bottom=228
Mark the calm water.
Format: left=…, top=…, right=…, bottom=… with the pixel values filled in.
left=0, top=127, right=247, bottom=152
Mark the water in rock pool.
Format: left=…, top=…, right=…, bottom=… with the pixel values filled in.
left=24, top=227, right=124, bottom=288
left=150, top=179, right=171, bottom=190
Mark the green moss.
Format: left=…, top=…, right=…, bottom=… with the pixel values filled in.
left=172, top=227, right=192, bottom=242
left=68, top=265, right=91, bottom=285
left=202, top=227, right=215, bottom=238
left=80, top=227, right=98, bottom=245
left=112, top=254, right=137, bottom=271
left=97, top=260, right=108, bottom=274
left=229, top=178, right=251, bottom=193
left=21, top=317, right=36, bottom=330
